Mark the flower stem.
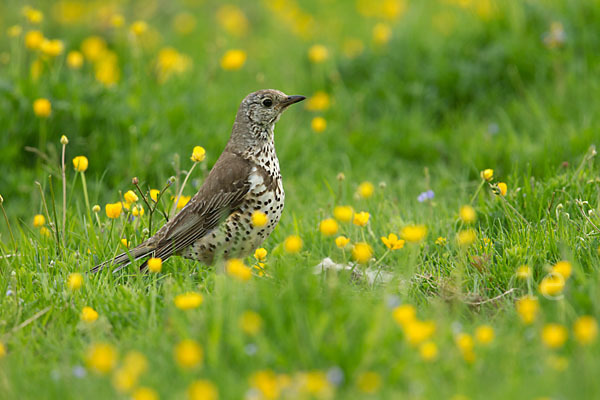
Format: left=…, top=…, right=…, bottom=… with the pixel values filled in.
left=80, top=171, right=100, bottom=255
left=0, top=197, right=17, bottom=252
left=61, top=142, right=67, bottom=243
left=48, top=176, right=63, bottom=254
left=171, top=162, right=197, bottom=219
left=469, top=180, right=486, bottom=205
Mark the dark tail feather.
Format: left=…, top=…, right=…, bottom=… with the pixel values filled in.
left=90, top=242, right=156, bottom=273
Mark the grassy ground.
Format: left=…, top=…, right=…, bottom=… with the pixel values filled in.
left=1, top=0, right=600, bottom=399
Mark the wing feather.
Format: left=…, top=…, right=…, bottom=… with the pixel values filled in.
left=148, top=151, right=252, bottom=261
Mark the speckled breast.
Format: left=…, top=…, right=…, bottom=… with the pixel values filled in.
left=182, top=166, right=284, bottom=264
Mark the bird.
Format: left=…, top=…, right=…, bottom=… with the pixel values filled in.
left=92, top=89, right=305, bottom=273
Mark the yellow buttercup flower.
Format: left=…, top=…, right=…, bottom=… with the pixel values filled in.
left=239, top=311, right=263, bottom=336
left=86, top=343, right=117, bottom=374
left=25, top=30, right=44, bottom=50
left=419, top=341, right=438, bottom=361
left=480, top=169, right=494, bottom=181
left=111, top=14, right=125, bottom=28
left=404, top=320, right=436, bottom=346
left=191, top=146, right=206, bottom=162
left=174, top=339, right=203, bottom=369
left=174, top=292, right=203, bottom=310
left=311, top=116, right=327, bottom=133
left=150, top=189, right=160, bottom=202
left=301, top=371, right=331, bottom=396
left=400, top=225, right=427, bottom=243
left=497, top=182, right=507, bottom=196
left=132, top=205, right=144, bottom=217
left=175, top=195, right=191, bottom=209
left=40, top=39, right=64, bottom=57
left=226, top=258, right=252, bottom=281
left=516, top=296, right=539, bottom=324
left=81, top=36, right=107, bottom=62
left=23, top=6, right=44, bottom=24
left=188, top=380, right=219, bottom=400
left=94, top=51, right=120, bottom=86
left=220, top=49, right=247, bottom=70
left=72, top=156, right=88, bottom=172
left=357, top=371, right=381, bottom=394
left=120, top=238, right=130, bottom=248
left=254, top=247, right=268, bottom=261
left=516, top=265, right=532, bottom=279
left=147, top=257, right=162, bottom=273
left=112, top=355, right=146, bottom=393
left=7, top=25, right=22, bottom=38
left=542, top=324, right=568, bottom=349
left=130, top=21, right=148, bottom=36
left=381, top=233, right=405, bottom=250
left=475, top=325, right=494, bottom=345
left=459, top=205, right=476, bottom=223
left=252, top=211, right=268, bottom=227
left=124, top=190, right=138, bottom=204
left=33, top=214, right=45, bottom=227
left=81, top=306, right=99, bottom=323
left=335, top=235, right=350, bottom=248
left=352, top=242, right=373, bottom=264
left=33, top=98, right=51, bottom=118
left=250, top=370, right=280, bottom=400
left=319, top=218, right=338, bottom=236
left=457, top=229, right=477, bottom=247
left=132, top=387, right=158, bottom=400
left=392, top=304, right=416, bottom=326
left=66, top=50, right=84, bottom=69
left=552, top=260, right=572, bottom=280
left=308, top=44, right=328, bottom=63
left=353, top=211, right=370, bottom=227
left=372, top=23, right=392, bottom=45
left=67, top=273, right=83, bottom=290
left=113, top=367, right=138, bottom=393
left=105, top=202, right=123, bottom=219
left=333, top=205, right=354, bottom=222
left=0, top=342, right=5, bottom=358
left=284, top=235, right=303, bottom=253
left=216, top=5, right=248, bottom=37
left=539, top=274, right=565, bottom=297
left=456, top=333, right=475, bottom=363
left=574, top=316, right=598, bottom=345
left=435, top=236, right=447, bottom=246
left=357, top=181, right=375, bottom=198
left=381, top=0, right=407, bottom=20
left=305, top=91, right=331, bottom=111
left=123, top=351, right=148, bottom=376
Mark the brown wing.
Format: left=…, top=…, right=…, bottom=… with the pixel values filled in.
left=148, top=151, right=252, bottom=262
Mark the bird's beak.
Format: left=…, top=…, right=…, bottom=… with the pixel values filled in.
left=280, top=95, right=306, bottom=108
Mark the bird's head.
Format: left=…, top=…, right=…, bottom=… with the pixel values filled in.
left=232, top=89, right=305, bottom=143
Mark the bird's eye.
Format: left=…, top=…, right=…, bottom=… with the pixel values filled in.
left=262, top=98, right=273, bottom=107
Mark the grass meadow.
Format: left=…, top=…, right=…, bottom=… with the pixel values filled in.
left=1, top=0, right=600, bottom=399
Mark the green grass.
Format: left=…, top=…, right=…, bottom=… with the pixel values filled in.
left=1, top=0, right=600, bottom=399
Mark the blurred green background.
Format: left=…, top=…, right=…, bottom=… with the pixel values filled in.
left=3, top=2, right=600, bottom=399
left=0, top=0, right=598, bottom=220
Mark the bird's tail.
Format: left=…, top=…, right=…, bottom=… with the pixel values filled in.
left=91, top=241, right=156, bottom=273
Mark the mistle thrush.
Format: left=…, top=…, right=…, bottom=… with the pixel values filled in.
left=92, top=89, right=305, bottom=272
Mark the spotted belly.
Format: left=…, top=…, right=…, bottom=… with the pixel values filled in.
left=181, top=171, right=284, bottom=264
